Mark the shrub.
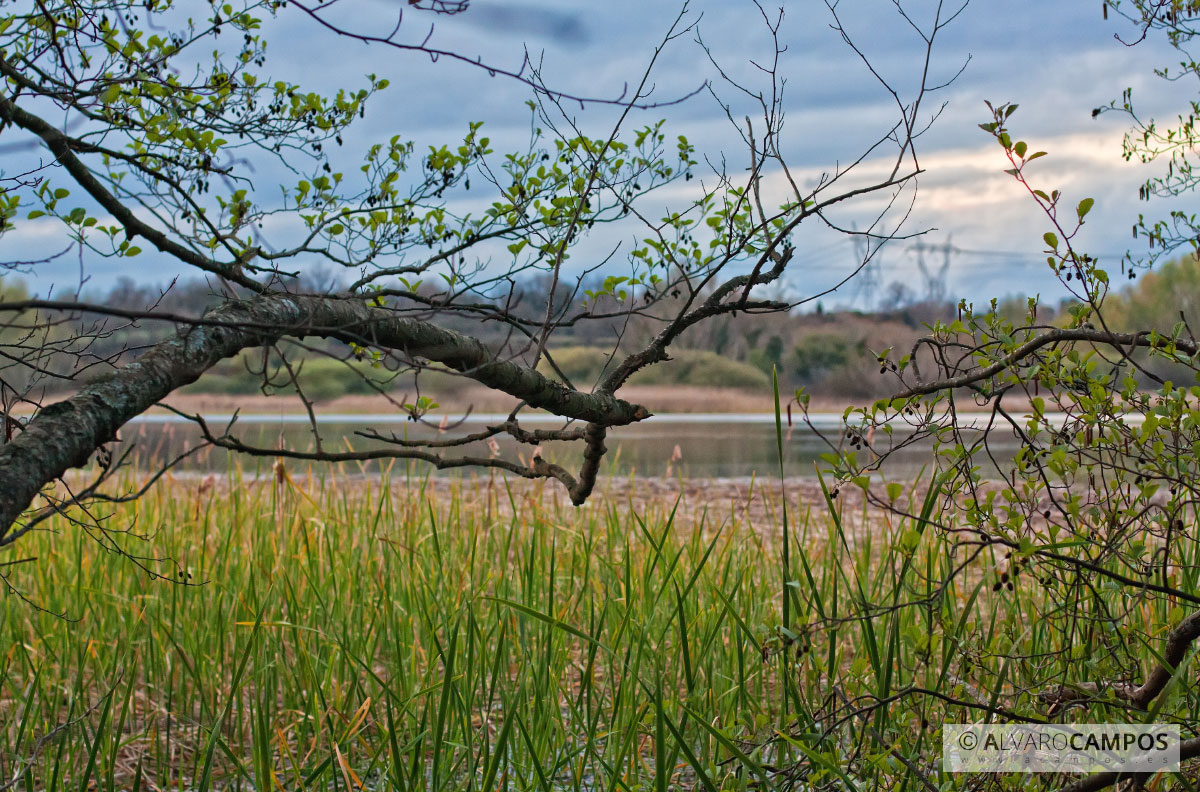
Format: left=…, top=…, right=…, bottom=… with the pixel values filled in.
left=792, top=333, right=853, bottom=382
left=630, top=349, right=771, bottom=389
left=538, top=346, right=616, bottom=386
left=182, top=351, right=400, bottom=400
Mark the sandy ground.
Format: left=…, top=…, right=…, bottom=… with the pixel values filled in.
left=482, top=473, right=884, bottom=537
left=141, top=386, right=1022, bottom=417
left=148, top=385, right=791, bottom=416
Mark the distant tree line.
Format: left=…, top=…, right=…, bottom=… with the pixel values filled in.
left=28, top=265, right=1199, bottom=402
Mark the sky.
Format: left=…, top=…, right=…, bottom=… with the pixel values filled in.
left=3, top=0, right=1194, bottom=309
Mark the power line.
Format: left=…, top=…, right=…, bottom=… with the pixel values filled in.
left=952, top=246, right=1130, bottom=260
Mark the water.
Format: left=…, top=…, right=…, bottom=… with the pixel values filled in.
left=115, top=411, right=1028, bottom=480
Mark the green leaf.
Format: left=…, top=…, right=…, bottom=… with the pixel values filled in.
left=1076, top=197, right=1094, bottom=219
left=1043, top=232, right=1058, bottom=249
left=483, top=596, right=611, bottom=652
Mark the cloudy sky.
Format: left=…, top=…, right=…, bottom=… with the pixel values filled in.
left=6, top=0, right=1192, bottom=308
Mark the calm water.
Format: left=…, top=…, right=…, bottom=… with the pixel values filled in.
left=116, top=412, right=1023, bottom=480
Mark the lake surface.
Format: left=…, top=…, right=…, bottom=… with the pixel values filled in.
left=117, top=411, right=1030, bottom=480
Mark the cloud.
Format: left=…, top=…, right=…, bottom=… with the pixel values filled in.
left=2, top=0, right=1185, bottom=304
left=439, top=4, right=589, bottom=46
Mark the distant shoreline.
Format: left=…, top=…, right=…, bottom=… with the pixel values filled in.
left=15, top=385, right=1033, bottom=417
left=149, top=386, right=1032, bottom=417
left=145, top=385, right=797, bottom=417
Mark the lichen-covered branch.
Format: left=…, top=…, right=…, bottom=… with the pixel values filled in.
left=0, top=292, right=648, bottom=539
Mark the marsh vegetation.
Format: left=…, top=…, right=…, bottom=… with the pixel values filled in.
left=1, top=463, right=1195, bottom=791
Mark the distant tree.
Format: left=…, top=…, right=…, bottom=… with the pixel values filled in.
left=748, top=333, right=783, bottom=375
left=0, top=276, right=34, bottom=397
left=1107, top=253, right=1200, bottom=331
left=791, top=333, right=851, bottom=383
left=879, top=280, right=916, bottom=312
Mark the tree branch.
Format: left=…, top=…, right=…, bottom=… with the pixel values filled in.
left=1059, top=736, right=1200, bottom=792
left=894, top=327, right=1198, bottom=399
left=1040, top=609, right=1200, bottom=710
left=0, top=292, right=649, bottom=538
left=0, top=84, right=262, bottom=291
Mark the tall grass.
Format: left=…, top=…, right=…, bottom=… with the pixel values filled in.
left=0, top=466, right=1193, bottom=790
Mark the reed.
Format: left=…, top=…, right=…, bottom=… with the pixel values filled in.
left=0, top=464, right=1191, bottom=790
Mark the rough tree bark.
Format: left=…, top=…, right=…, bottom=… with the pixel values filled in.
left=0, top=293, right=648, bottom=539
